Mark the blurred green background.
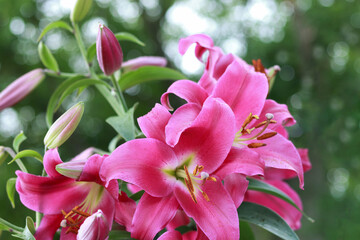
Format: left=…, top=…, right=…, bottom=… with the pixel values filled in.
left=1, top=0, right=360, bottom=239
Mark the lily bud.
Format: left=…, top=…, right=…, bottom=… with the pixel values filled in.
left=0, top=69, right=45, bottom=111
left=77, top=209, right=109, bottom=240
left=44, top=102, right=84, bottom=149
left=70, top=0, right=93, bottom=23
left=96, top=24, right=123, bottom=76
left=0, top=146, right=9, bottom=166
left=56, top=159, right=86, bottom=179
left=122, top=56, right=167, bottom=72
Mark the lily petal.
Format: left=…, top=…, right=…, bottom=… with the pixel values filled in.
left=173, top=98, right=235, bottom=173
left=100, top=139, right=178, bottom=197
left=44, top=148, right=63, bottom=178
left=114, top=191, right=137, bottom=232
left=131, top=193, right=179, bottom=240
left=16, top=171, right=90, bottom=214
left=160, top=80, right=208, bottom=110
left=245, top=180, right=303, bottom=230
left=166, top=210, right=190, bottom=230
left=138, top=103, right=171, bottom=142
left=212, top=60, right=268, bottom=129
left=174, top=179, right=239, bottom=240
left=165, top=103, right=201, bottom=147
left=35, top=214, right=63, bottom=240
left=178, top=34, right=214, bottom=59
left=214, top=147, right=264, bottom=179
left=251, top=133, right=304, bottom=189
left=158, top=230, right=182, bottom=240
left=223, top=173, right=249, bottom=208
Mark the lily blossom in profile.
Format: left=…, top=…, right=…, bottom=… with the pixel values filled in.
left=100, top=98, right=242, bottom=240
left=0, top=68, right=45, bottom=111
left=16, top=148, right=136, bottom=240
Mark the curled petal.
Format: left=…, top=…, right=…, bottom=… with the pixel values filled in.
left=158, top=230, right=182, bottom=240
left=100, top=139, right=178, bottom=197
left=165, top=103, right=201, bottom=147
left=44, top=148, right=63, bottom=178
left=178, top=34, right=214, bottom=59
left=160, top=80, right=208, bottom=111
left=138, top=103, right=171, bottom=142
left=131, top=193, right=179, bottom=240
left=122, top=56, right=167, bottom=71
left=174, top=179, right=239, bottom=240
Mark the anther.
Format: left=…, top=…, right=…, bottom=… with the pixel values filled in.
left=257, top=132, right=277, bottom=140
left=248, top=142, right=267, bottom=148
left=202, top=191, right=210, bottom=202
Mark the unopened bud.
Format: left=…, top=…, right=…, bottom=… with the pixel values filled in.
left=77, top=209, right=109, bottom=240
left=96, top=24, right=123, bottom=76
left=0, top=69, right=45, bottom=111
left=56, top=159, right=86, bottom=179
left=44, top=102, right=84, bottom=149
left=70, top=0, right=93, bottom=23
left=122, top=56, right=167, bottom=72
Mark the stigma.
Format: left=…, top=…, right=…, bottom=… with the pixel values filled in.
left=234, top=112, right=277, bottom=148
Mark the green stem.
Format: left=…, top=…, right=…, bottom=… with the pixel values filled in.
left=4, top=147, right=27, bottom=173
left=110, top=74, right=128, bottom=111
left=73, top=23, right=91, bottom=73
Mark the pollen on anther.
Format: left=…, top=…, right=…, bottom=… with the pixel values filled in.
left=248, top=142, right=267, bottom=148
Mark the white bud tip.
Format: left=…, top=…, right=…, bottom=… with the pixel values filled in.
left=265, top=113, right=274, bottom=120
left=200, top=172, right=209, bottom=180
left=60, top=219, right=67, bottom=228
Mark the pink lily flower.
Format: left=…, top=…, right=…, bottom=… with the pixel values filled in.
left=122, top=56, right=167, bottom=72
left=100, top=98, right=242, bottom=240
left=161, top=57, right=304, bottom=189
left=0, top=68, right=45, bottom=111
left=16, top=148, right=136, bottom=240
left=158, top=228, right=208, bottom=240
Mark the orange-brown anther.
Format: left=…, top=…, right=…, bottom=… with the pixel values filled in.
left=202, top=191, right=210, bottom=202
left=252, top=59, right=266, bottom=75
left=248, top=142, right=267, bottom=148
left=257, top=132, right=277, bottom=140
left=185, top=178, right=197, bottom=203
left=242, top=113, right=253, bottom=129
left=207, top=176, right=217, bottom=182
left=193, top=165, right=199, bottom=176
left=198, top=165, right=204, bottom=172
left=184, top=165, right=194, bottom=192
left=72, top=209, right=91, bottom=217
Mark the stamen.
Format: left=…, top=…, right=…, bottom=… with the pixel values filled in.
left=184, top=165, right=194, bottom=192
left=72, top=209, right=91, bottom=217
left=207, top=176, right=217, bottom=182
left=242, top=113, right=253, bottom=129
left=193, top=165, right=199, bottom=176
left=257, top=132, right=277, bottom=140
left=198, top=165, right=204, bottom=172
left=185, top=178, right=197, bottom=203
left=202, top=191, right=210, bottom=202
left=248, top=143, right=267, bottom=148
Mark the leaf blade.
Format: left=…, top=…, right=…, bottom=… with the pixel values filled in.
left=13, top=131, right=27, bottom=153
left=115, top=32, right=145, bottom=46
left=8, top=150, right=43, bottom=165
left=37, top=21, right=73, bottom=42
left=6, top=178, right=17, bottom=208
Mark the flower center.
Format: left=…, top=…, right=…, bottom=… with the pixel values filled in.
left=176, top=165, right=216, bottom=203
left=60, top=183, right=105, bottom=234
left=234, top=112, right=277, bottom=148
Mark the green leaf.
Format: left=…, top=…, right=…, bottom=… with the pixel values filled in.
left=0, top=217, right=23, bottom=233
left=115, top=32, right=145, bottom=46
left=240, top=221, right=255, bottom=240
left=8, top=150, right=43, bottom=165
left=106, top=104, right=137, bottom=141
left=129, top=190, right=144, bottom=201
left=37, top=21, right=73, bottom=42
left=13, top=131, right=27, bottom=153
left=247, top=178, right=314, bottom=222
left=86, top=43, right=96, bottom=63
left=6, top=178, right=17, bottom=208
left=119, top=66, right=186, bottom=90
left=238, top=202, right=299, bottom=240
left=12, top=217, right=36, bottom=240
left=108, top=230, right=134, bottom=239
left=46, top=77, right=110, bottom=127
left=108, top=135, right=122, bottom=152
left=38, top=41, right=59, bottom=72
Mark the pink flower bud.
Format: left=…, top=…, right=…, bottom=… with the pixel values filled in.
left=0, top=69, right=45, bottom=111
left=122, top=56, right=167, bottom=72
left=44, top=102, right=84, bottom=149
left=77, top=209, right=109, bottom=240
left=96, top=24, right=123, bottom=76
